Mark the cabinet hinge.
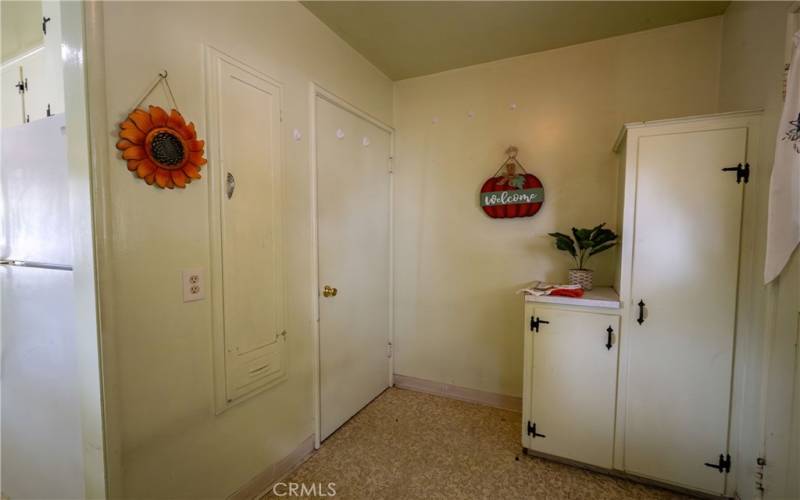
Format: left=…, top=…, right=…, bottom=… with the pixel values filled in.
left=42, top=16, right=51, bottom=35
left=530, top=316, right=549, bottom=332
left=527, top=421, right=546, bottom=438
left=387, top=341, right=393, bottom=358
left=15, top=78, right=27, bottom=94
left=721, top=163, right=750, bottom=184
left=704, top=453, right=731, bottom=473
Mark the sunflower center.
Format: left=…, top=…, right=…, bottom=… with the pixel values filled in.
left=150, top=131, right=185, bottom=167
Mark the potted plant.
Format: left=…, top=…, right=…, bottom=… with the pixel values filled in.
left=547, top=224, right=618, bottom=290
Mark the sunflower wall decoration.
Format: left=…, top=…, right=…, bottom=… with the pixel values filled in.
left=115, top=72, right=206, bottom=189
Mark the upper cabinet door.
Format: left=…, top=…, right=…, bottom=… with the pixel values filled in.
left=624, top=127, right=746, bottom=494
left=528, top=308, right=619, bottom=468
left=207, top=49, right=286, bottom=409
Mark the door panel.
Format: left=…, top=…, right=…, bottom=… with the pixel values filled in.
left=529, top=308, right=619, bottom=468
left=625, top=128, right=746, bottom=493
left=317, top=96, right=391, bottom=440
left=218, top=58, right=286, bottom=401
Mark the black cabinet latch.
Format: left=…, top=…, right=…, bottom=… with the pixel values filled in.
left=530, top=316, right=549, bottom=332
left=721, top=163, right=750, bottom=184
left=15, top=78, right=27, bottom=94
left=527, top=421, right=546, bottom=438
left=606, top=326, right=613, bottom=350
left=704, top=453, right=731, bottom=473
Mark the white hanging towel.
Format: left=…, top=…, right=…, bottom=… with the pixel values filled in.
left=765, top=31, right=800, bottom=284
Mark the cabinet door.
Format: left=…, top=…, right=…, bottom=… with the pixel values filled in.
left=624, top=128, right=745, bottom=494
left=527, top=308, right=619, bottom=468
left=208, top=51, right=287, bottom=409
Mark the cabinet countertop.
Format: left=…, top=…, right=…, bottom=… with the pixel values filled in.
left=524, top=286, right=621, bottom=309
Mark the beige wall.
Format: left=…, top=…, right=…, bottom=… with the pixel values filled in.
left=718, top=3, right=800, bottom=499
left=392, top=17, right=723, bottom=397
left=94, top=2, right=392, bottom=498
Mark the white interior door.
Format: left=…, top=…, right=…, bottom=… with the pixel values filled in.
left=316, top=96, right=391, bottom=440
left=624, top=127, right=747, bottom=494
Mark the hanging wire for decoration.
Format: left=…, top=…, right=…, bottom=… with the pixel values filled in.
left=115, top=71, right=206, bottom=189
left=479, top=146, right=545, bottom=219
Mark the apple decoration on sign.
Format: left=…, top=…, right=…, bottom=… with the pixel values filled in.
left=480, top=146, right=544, bottom=218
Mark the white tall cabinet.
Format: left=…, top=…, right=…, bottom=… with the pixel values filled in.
left=521, top=111, right=760, bottom=497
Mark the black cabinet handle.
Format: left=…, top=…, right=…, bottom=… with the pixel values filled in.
left=606, top=326, right=613, bottom=350
left=637, top=300, right=645, bottom=325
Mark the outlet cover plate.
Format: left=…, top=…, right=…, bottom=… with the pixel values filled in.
left=182, top=268, right=206, bottom=302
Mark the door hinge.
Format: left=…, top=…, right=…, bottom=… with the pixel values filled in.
left=530, top=316, right=549, bottom=332
left=527, top=421, right=546, bottom=438
left=704, top=453, right=731, bottom=473
left=42, top=16, right=51, bottom=35
left=721, top=163, right=750, bottom=184
left=387, top=341, right=393, bottom=358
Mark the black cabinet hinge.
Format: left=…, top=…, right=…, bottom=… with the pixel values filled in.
left=42, top=16, right=51, bottom=35
left=527, top=421, right=546, bottom=438
left=15, top=78, right=27, bottom=94
left=721, top=163, right=750, bottom=184
left=704, top=453, right=731, bottom=473
left=530, top=316, right=549, bottom=332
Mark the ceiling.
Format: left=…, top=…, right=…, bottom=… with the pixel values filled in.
left=302, top=1, right=729, bottom=80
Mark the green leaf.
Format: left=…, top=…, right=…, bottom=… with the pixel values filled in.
left=555, top=237, right=577, bottom=257
left=547, top=232, right=573, bottom=241
left=589, top=242, right=617, bottom=256
left=509, top=175, right=526, bottom=189
left=589, top=223, right=606, bottom=238
left=591, top=228, right=618, bottom=246
left=572, top=227, right=593, bottom=249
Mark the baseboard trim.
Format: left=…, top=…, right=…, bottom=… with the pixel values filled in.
left=228, top=434, right=315, bottom=500
left=393, top=374, right=522, bottom=412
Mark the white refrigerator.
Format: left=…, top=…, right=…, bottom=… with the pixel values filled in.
left=1, top=114, right=86, bottom=499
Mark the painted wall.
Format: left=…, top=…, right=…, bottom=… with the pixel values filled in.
left=718, top=3, right=800, bottom=499
left=94, top=2, right=392, bottom=498
left=392, top=17, right=723, bottom=397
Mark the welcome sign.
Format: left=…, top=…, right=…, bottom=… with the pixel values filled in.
left=479, top=173, right=545, bottom=219
left=480, top=188, right=544, bottom=207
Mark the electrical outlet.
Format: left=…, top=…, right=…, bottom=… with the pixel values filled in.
left=182, top=269, right=206, bottom=302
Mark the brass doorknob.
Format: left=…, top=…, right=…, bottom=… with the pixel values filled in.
left=322, top=285, right=338, bottom=297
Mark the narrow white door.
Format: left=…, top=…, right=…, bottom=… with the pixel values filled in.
left=217, top=57, right=286, bottom=404
left=316, top=96, right=391, bottom=440
left=625, top=128, right=746, bottom=493
left=528, top=308, right=619, bottom=468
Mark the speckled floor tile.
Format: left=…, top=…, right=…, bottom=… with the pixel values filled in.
left=264, top=388, right=694, bottom=500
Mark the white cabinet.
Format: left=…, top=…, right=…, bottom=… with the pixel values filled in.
left=613, top=111, right=759, bottom=495
left=206, top=48, right=287, bottom=411
left=521, top=111, right=760, bottom=497
left=522, top=292, right=621, bottom=469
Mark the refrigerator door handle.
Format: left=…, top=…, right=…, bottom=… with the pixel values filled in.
left=0, top=259, right=72, bottom=271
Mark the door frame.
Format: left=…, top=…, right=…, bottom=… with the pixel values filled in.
left=309, top=83, right=394, bottom=449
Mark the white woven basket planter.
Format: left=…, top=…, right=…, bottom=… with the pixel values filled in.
left=568, top=269, right=594, bottom=290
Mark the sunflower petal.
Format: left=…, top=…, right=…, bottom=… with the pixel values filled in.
left=137, top=160, right=157, bottom=178
left=188, top=151, right=207, bottom=166
left=129, top=109, right=154, bottom=132
left=167, top=109, right=186, bottom=130
left=120, top=119, right=138, bottom=130
left=176, top=124, right=193, bottom=141
left=166, top=178, right=175, bottom=189
left=120, top=127, right=145, bottom=144
left=171, top=170, right=187, bottom=188
left=149, top=105, right=168, bottom=127
left=188, top=139, right=205, bottom=152
left=155, top=169, right=170, bottom=188
left=186, top=122, right=197, bottom=140
left=145, top=173, right=156, bottom=185
left=122, top=146, right=146, bottom=160
left=126, top=159, right=141, bottom=172
left=183, top=163, right=202, bottom=179
left=116, top=139, right=135, bottom=150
